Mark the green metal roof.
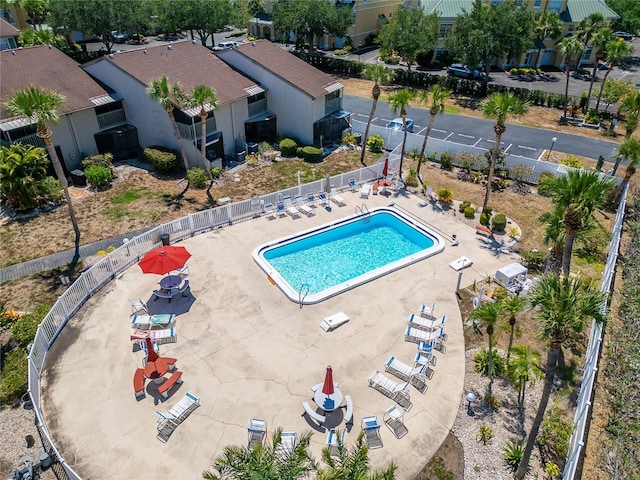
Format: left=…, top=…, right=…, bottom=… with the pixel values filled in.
left=561, top=0, right=620, bottom=24
left=423, top=0, right=475, bottom=19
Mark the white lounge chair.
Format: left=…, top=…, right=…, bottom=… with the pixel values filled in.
left=275, top=430, right=297, bottom=459
left=294, top=195, right=314, bottom=216
left=414, top=352, right=435, bottom=380
left=263, top=202, right=277, bottom=219
left=405, top=326, right=446, bottom=346
left=360, top=184, right=371, bottom=198
left=131, top=326, right=177, bottom=345
left=128, top=298, right=149, bottom=316
left=326, top=429, right=347, bottom=456
left=385, top=355, right=429, bottom=393
left=407, top=314, right=446, bottom=331
left=361, top=415, right=383, bottom=449
left=156, top=391, right=200, bottom=442
left=131, top=313, right=175, bottom=329
left=283, top=195, right=301, bottom=217
left=420, top=302, right=437, bottom=316
left=368, top=370, right=412, bottom=410
left=347, top=177, right=357, bottom=191
left=248, top=418, right=266, bottom=450
left=330, top=186, right=346, bottom=206
left=172, top=264, right=189, bottom=277
left=307, top=193, right=317, bottom=208
left=383, top=404, right=408, bottom=439
left=317, top=191, right=330, bottom=207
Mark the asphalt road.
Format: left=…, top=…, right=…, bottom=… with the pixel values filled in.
left=343, top=94, right=620, bottom=161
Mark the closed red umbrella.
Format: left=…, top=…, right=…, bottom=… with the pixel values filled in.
left=138, top=246, right=191, bottom=275
left=322, top=365, right=334, bottom=395
left=145, top=337, right=159, bottom=364
left=382, top=158, right=389, bottom=178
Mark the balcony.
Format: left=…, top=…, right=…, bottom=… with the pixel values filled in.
left=97, top=108, right=127, bottom=130
left=7, top=133, right=46, bottom=149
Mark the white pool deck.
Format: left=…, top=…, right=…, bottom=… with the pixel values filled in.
left=41, top=188, right=520, bottom=479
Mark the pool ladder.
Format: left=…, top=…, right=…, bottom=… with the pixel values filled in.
left=355, top=204, right=370, bottom=223
left=298, top=283, right=310, bottom=308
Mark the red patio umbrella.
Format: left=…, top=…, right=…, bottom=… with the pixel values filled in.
left=382, top=158, right=389, bottom=178
left=138, top=245, right=191, bottom=275
left=322, top=365, right=334, bottom=395
left=145, top=337, right=159, bottom=364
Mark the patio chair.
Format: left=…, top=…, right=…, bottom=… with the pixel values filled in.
left=360, top=183, right=371, bottom=198
left=330, top=186, right=346, bottom=206
left=367, top=370, right=412, bottom=410
left=326, top=429, right=347, bottom=456
left=263, top=202, right=277, bottom=219
left=172, top=265, right=189, bottom=277
left=275, top=430, right=297, bottom=459
left=131, top=326, right=177, bottom=345
left=283, top=195, right=301, bottom=218
left=307, top=193, right=317, bottom=208
left=414, top=352, right=435, bottom=380
left=407, top=313, right=446, bottom=331
left=156, top=391, right=200, bottom=442
left=385, top=356, right=429, bottom=393
left=420, top=301, right=437, bottom=316
left=361, top=416, right=383, bottom=449
left=275, top=201, right=288, bottom=217
left=348, top=177, right=357, bottom=191
left=248, top=418, right=267, bottom=450
left=405, top=326, right=446, bottom=348
left=294, top=195, right=314, bottom=216
left=317, top=191, right=330, bottom=207
left=383, top=405, right=408, bottom=439
left=128, top=298, right=149, bottom=316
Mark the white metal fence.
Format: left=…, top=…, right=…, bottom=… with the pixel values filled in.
left=562, top=183, right=628, bottom=480
left=26, top=160, right=397, bottom=479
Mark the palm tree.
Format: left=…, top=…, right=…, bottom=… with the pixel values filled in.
left=618, top=90, right=640, bottom=139
left=515, top=274, right=607, bottom=479
left=533, top=11, right=562, bottom=67
left=468, top=300, right=503, bottom=386
left=387, top=89, right=416, bottom=181
left=558, top=36, right=585, bottom=118
left=146, top=76, right=191, bottom=192
left=318, top=430, right=396, bottom=480
left=481, top=92, right=529, bottom=211
left=538, top=208, right=565, bottom=273
left=584, top=28, right=614, bottom=113
left=538, top=170, right=615, bottom=276
left=595, top=38, right=634, bottom=110
left=4, top=85, right=81, bottom=247
left=417, top=85, right=451, bottom=185
left=501, top=295, right=524, bottom=361
left=202, top=428, right=317, bottom=480
left=611, top=137, right=640, bottom=202
left=359, top=65, right=395, bottom=166
left=575, top=13, right=605, bottom=70
left=0, top=143, right=49, bottom=211
left=506, top=344, right=543, bottom=410
left=184, top=85, right=219, bottom=188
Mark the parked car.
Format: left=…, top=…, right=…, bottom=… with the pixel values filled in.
left=386, top=117, right=414, bottom=133
left=447, top=63, right=482, bottom=80
left=213, top=41, right=240, bottom=51
left=127, top=33, right=149, bottom=45
left=110, top=31, right=129, bottom=43
left=614, top=31, right=634, bottom=41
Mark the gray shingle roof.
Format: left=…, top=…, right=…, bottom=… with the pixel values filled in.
left=93, top=41, right=259, bottom=106
left=218, top=40, right=342, bottom=99
left=1, top=45, right=111, bottom=120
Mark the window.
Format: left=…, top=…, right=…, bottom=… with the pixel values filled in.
left=533, top=0, right=541, bottom=7
left=581, top=47, right=592, bottom=62
left=548, top=0, right=562, bottom=12
left=248, top=92, right=267, bottom=118
left=325, top=90, right=342, bottom=115
left=439, top=23, right=453, bottom=38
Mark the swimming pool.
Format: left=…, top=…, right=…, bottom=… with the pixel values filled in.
left=253, top=207, right=445, bottom=304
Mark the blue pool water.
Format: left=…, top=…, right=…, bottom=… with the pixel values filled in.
left=254, top=208, right=444, bottom=304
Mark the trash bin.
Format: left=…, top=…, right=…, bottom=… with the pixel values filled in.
left=39, top=452, right=52, bottom=469
left=159, top=233, right=170, bottom=246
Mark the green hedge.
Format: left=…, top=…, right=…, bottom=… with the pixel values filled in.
left=301, top=146, right=323, bottom=163
left=280, top=138, right=298, bottom=157
left=142, top=146, right=182, bottom=173
left=84, top=164, right=114, bottom=189
left=0, top=349, right=28, bottom=406
left=492, top=213, right=507, bottom=232
left=187, top=167, right=208, bottom=189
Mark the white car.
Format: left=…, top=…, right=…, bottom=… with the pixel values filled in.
left=213, top=41, right=240, bottom=51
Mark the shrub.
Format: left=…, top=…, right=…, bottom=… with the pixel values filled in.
left=437, top=188, right=453, bottom=205
left=477, top=424, right=494, bottom=445
left=405, top=166, right=419, bottom=187
left=539, top=405, right=572, bottom=462
left=0, top=349, right=28, bottom=406
left=459, top=201, right=471, bottom=213
left=560, top=155, right=582, bottom=169
left=84, top=164, right=114, bottom=189
left=484, top=392, right=501, bottom=411
left=279, top=138, right=298, bottom=156
left=211, top=167, right=221, bottom=179
left=367, top=135, right=384, bottom=153
left=39, top=176, right=63, bottom=204
left=473, top=348, right=506, bottom=377
left=334, top=49, right=348, bottom=56
left=11, top=305, right=49, bottom=349
left=508, top=227, right=520, bottom=239
left=343, top=133, right=359, bottom=145
left=440, top=152, right=455, bottom=170
left=480, top=212, right=490, bottom=226
left=492, top=213, right=507, bottom=232
left=464, top=206, right=475, bottom=218
left=82, top=152, right=114, bottom=172
left=483, top=206, right=493, bottom=215
left=142, top=147, right=181, bottom=173
left=584, top=109, right=601, bottom=125
left=187, top=167, right=208, bottom=188
left=301, top=146, right=323, bottom=163
left=537, top=171, right=555, bottom=196
left=520, top=249, right=546, bottom=272
left=503, top=440, right=524, bottom=472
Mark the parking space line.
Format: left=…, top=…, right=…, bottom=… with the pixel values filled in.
left=444, top=132, right=454, bottom=141
left=473, top=138, right=483, bottom=147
